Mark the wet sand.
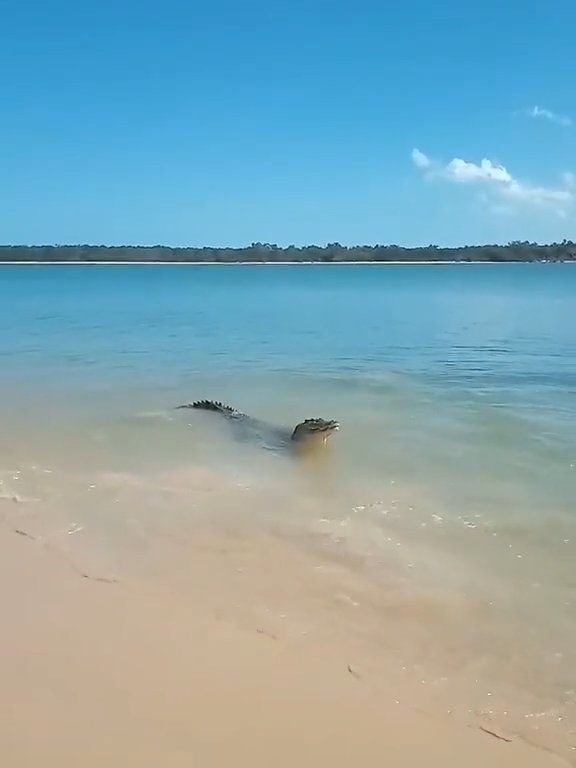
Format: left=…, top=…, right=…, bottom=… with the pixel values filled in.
left=0, top=522, right=567, bottom=768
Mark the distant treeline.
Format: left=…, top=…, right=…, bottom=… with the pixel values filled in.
left=1, top=242, right=576, bottom=263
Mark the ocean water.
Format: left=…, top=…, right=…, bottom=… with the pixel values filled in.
left=1, top=263, right=575, bottom=756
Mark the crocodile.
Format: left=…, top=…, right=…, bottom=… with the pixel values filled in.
left=176, top=400, right=339, bottom=452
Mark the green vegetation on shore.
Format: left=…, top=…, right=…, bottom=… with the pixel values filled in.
left=1, top=242, right=575, bottom=263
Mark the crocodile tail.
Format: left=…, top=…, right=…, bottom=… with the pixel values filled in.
left=175, top=399, right=240, bottom=417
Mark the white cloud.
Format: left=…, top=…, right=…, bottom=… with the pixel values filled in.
left=411, top=148, right=432, bottom=169
left=528, top=105, right=572, bottom=127
left=411, top=148, right=574, bottom=215
left=445, top=157, right=512, bottom=184
left=502, top=180, right=571, bottom=205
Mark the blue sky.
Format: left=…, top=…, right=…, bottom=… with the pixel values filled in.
left=1, top=0, right=575, bottom=247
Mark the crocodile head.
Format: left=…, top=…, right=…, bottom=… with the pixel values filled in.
left=291, top=418, right=340, bottom=447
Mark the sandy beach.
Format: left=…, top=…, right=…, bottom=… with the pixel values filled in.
left=0, top=518, right=568, bottom=768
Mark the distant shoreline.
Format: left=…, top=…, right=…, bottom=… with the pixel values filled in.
left=0, top=260, right=573, bottom=266
left=1, top=242, right=575, bottom=265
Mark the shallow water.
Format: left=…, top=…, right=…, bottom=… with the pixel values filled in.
left=1, top=263, right=575, bottom=757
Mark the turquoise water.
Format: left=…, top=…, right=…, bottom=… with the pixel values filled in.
left=2, top=263, right=576, bottom=390
left=1, top=263, right=576, bottom=754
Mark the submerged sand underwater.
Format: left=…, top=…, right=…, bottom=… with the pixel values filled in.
left=1, top=388, right=575, bottom=764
